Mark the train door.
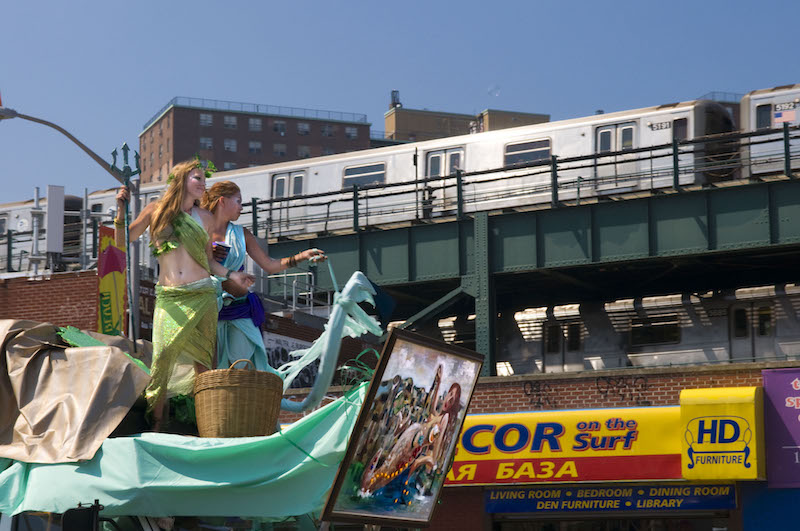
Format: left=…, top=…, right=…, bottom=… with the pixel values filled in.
left=729, top=304, right=775, bottom=361
left=426, top=148, right=464, bottom=212
left=594, top=122, right=638, bottom=193
left=270, top=171, right=306, bottom=234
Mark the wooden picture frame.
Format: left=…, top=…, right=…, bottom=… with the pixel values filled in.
left=322, top=328, right=483, bottom=527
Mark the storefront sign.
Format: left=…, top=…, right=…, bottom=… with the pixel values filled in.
left=446, top=407, right=682, bottom=486
left=484, top=484, right=736, bottom=514
left=680, top=387, right=765, bottom=480
left=763, top=368, right=800, bottom=487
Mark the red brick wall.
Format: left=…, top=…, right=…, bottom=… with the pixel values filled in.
left=430, top=487, right=487, bottom=531
left=0, top=271, right=98, bottom=331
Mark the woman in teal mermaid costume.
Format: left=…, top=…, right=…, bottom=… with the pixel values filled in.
left=115, top=161, right=254, bottom=429
left=201, top=181, right=326, bottom=370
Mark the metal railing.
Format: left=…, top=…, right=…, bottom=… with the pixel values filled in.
left=246, top=125, right=799, bottom=239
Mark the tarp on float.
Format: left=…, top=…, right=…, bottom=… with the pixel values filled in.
left=0, top=383, right=365, bottom=518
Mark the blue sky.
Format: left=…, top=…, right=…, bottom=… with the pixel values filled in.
left=1, top=0, right=796, bottom=203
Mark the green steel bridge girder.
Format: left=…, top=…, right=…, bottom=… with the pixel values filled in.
left=268, top=179, right=800, bottom=369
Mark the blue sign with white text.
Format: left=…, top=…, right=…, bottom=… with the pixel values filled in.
left=485, top=484, right=736, bottom=514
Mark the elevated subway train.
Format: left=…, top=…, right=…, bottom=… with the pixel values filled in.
left=1, top=83, right=799, bottom=272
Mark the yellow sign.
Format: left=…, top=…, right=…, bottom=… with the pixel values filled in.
left=446, top=407, right=682, bottom=486
left=680, top=387, right=765, bottom=480
left=97, top=226, right=127, bottom=335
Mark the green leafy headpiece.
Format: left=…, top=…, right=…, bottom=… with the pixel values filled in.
left=167, top=156, right=218, bottom=185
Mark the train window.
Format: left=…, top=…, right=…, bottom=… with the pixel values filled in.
left=599, top=130, right=612, bottom=153
left=756, top=104, right=772, bottom=129
left=292, top=174, right=304, bottom=196
left=545, top=324, right=561, bottom=353
left=733, top=308, right=749, bottom=338
left=449, top=152, right=462, bottom=174
left=505, top=139, right=551, bottom=166
left=758, top=307, right=772, bottom=336
left=630, top=317, right=680, bottom=346
left=272, top=174, right=287, bottom=199
left=566, top=323, right=581, bottom=351
left=343, top=162, right=386, bottom=188
left=673, top=118, right=688, bottom=141
left=428, top=154, right=442, bottom=177
left=0, top=216, right=6, bottom=235
left=620, top=127, right=634, bottom=151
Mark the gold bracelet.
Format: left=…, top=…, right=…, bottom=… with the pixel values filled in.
left=114, top=218, right=125, bottom=227
left=289, top=255, right=298, bottom=268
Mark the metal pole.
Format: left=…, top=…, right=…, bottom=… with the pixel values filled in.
left=6, top=230, right=13, bottom=272
left=784, top=123, right=793, bottom=178
left=32, top=187, right=41, bottom=277
left=672, top=137, right=680, bottom=190
left=550, top=155, right=559, bottom=207
left=251, top=197, right=259, bottom=238
left=81, top=188, right=89, bottom=270
left=352, top=184, right=360, bottom=232
left=456, top=170, right=464, bottom=220
left=92, top=218, right=98, bottom=258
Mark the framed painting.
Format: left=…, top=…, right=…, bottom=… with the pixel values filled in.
left=322, top=328, right=483, bottom=527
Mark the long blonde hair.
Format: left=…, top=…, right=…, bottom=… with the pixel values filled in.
left=201, top=181, right=241, bottom=213
left=150, top=160, right=202, bottom=239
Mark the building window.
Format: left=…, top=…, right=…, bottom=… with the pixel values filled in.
left=545, top=324, right=561, bottom=354
left=630, top=317, right=680, bottom=346
left=249, top=141, right=263, bottom=154
left=322, top=147, right=335, bottom=156
left=248, top=117, right=262, bottom=132
left=758, top=307, right=772, bottom=336
left=504, top=139, right=551, bottom=166
left=223, top=162, right=237, bottom=170
left=298, top=145, right=311, bottom=158
left=756, top=104, right=772, bottom=129
left=200, top=113, right=213, bottom=127
left=159, top=145, right=163, bottom=158
left=345, top=126, right=358, bottom=139
left=566, top=323, right=581, bottom=351
left=297, top=122, right=310, bottom=136
left=158, top=122, right=162, bottom=136
left=224, top=115, right=237, bottom=129
left=199, top=137, right=213, bottom=150
left=273, top=143, right=287, bottom=156
left=321, top=124, right=335, bottom=137
left=733, top=309, right=749, bottom=338
left=150, top=153, right=154, bottom=165
left=273, top=120, right=287, bottom=136
left=343, top=162, right=385, bottom=188
left=224, top=139, right=237, bottom=152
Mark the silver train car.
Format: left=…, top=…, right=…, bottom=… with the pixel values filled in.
left=740, top=83, right=800, bottom=179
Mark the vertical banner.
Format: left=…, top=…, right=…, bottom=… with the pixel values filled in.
left=763, top=368, right=800, bottom=487
left=97, top=225, right=127, bottom=335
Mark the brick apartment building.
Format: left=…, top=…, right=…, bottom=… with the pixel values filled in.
left=138, top=97, right=372, bottom=184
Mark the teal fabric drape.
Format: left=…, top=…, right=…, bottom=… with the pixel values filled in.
left=0, top=384, right=366, bottom=519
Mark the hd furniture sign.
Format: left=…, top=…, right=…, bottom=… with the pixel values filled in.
left=446, top=406, right=683, bottom=485
left=680, top=387, right=765, bottom=481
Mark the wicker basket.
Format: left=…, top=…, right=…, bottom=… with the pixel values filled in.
left=194, top=359, right=283, bottom=438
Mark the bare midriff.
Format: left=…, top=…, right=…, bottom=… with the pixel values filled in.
left=156, top=245, right=210, bottom=287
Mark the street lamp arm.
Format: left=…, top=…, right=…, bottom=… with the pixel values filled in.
left=10, top=110, right=124, bottom=184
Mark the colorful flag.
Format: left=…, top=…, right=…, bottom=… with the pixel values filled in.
left=97, top=226, right=127, bottom=335
left=774, top=110, right=796, bottom=124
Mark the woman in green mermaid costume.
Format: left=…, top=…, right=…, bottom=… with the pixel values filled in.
left=115, top=160, right=254, bottom=429
left=201, top=181, right=326, bottom=371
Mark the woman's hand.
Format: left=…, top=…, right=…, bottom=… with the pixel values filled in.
left=300, top=248, right=327, bottom=263
left=228, top=271, right=255, bottom=291
left=116, top=186, right=130, bottom=207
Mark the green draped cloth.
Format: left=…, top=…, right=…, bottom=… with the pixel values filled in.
left=0, top=384, right=366, bottom=519
left=147, top=212, right=218, bottom=412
